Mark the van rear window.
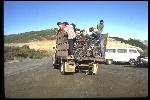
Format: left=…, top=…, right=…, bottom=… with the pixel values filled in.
left=129, top=49, right=137, bottom=53
left=106, top=49, right=116, bottom=53
left=117, top=49, right=127, bottom=53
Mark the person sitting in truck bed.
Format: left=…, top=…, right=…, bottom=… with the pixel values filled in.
left=89, top=27, right=98, bottom=39
left=64, top=22, right=76, bottom=58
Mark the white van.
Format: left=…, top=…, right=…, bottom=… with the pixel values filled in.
left=105, top=48, right=140, bottom=65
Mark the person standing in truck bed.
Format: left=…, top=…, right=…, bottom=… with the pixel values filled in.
left=97, top=20, right=104, bottom=58
left=64, top=22, right=76, bottom=58
left=71, top=23, right=76, bottom=33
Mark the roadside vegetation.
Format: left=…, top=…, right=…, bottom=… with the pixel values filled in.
left=4, top=45, right=49, bottom=62
left=4, top=29, right=148, bottom=62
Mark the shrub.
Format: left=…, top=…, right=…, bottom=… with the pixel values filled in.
left=4, top=46, right=49, bottom=62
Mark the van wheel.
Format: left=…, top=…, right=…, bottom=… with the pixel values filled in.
left=106, top=59, right=113, bottom=65
left=129, top=59, right=135, bottom=65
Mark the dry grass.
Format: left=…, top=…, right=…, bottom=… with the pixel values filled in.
left=4, top=40, right=56, bottom=52
left=28, top=40, right=56, bottom=51
left=4, top=37, right=143, bottom=53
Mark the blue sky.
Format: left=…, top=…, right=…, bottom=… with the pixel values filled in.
left=4, top=1, right=148, bottom=40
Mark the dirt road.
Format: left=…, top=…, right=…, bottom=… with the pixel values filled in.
left=4, top=57, right=148, bottom=98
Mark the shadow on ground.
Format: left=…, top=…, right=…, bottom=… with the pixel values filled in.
left=124, top=65, right=148, bottom=68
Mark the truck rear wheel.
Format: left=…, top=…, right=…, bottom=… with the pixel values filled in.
left=106, top=59, right=113, bottom=65
left=75, top=67, right=79, bottom=73
left=92, top=63, right=98, bottom=75
left=60, top=61, right=66, bottom=75
left=52, top=54, right=57, bottom=69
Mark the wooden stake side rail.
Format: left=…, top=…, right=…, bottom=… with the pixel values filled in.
left=57, top=43, right=69, bottom=50
left=56, top=31, right=69, bottom=57
left=103, top=33, right=108, bottom=52
left=56, top=50, right=68, bottom=57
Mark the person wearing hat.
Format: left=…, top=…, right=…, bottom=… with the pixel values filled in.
left=97, top=19, right=104, bottom=58
left=70, top=23, right=76, bottom=33
left=57, top=22, right=65, bottom=31
left=57, top=22, right=61, bottom=33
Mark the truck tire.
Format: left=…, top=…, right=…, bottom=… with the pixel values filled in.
left=92, top=63, right=98, bottom=75
left=106, top=59, right=113, bottom=65
left=53, top=65, right=57, bottom=69
left=60, top=61, right=66, bottom=75
left=75, top=67, right=79, bottom=73
left=52, top=54, right=57, bottom=69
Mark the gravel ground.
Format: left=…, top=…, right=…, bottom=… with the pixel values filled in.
left=4, top=57, right=148, bottom=98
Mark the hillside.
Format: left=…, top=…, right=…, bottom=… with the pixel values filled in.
left=108, top=37, right=148, bottom=56
left=4, top=29, right=148, bottom=56
left=109, top=37, right=148, bottom=50
left=138, top=40, right=148, bottom=47
left=107, top=38, right=144, bottom=52
left=4, top=29, right=57, bottom=43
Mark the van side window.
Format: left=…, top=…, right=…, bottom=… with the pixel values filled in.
left=106, top=49, right=116, bottom=53
left=129, top=49, right=137, bottom=53
left=117, top=49, right=127, bottom=53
